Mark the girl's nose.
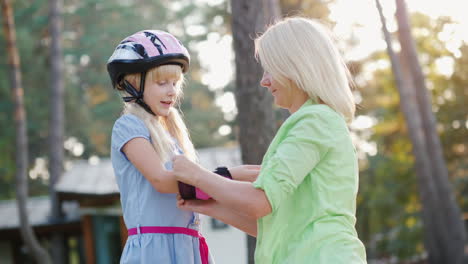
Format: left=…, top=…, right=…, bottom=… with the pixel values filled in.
left=167, top=84, right=176, bottom=96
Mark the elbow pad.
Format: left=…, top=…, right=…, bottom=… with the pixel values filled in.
left=178, top=167, right=232, bottom=200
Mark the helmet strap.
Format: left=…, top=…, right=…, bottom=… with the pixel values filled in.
left=121, top=71, right=156, bottom=116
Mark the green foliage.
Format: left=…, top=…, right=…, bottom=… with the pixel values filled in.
left=355, top=12, right=468, bottom=261
left=181, top=80, right=229, bottom=147
left=0, top=0, right=229, bottom=200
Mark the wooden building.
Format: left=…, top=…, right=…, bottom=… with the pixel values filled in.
left=0, top=146, right=246, bottom=264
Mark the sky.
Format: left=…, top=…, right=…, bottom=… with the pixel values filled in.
left=331, top=0, right=468, bottom=60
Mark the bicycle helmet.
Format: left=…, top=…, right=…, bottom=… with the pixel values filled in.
left=107, top=30, right=190, bottom=115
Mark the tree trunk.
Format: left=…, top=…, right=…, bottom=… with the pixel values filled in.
left=376, top=0, right=466, bottom=263
left=279, top=0, right=301, bottom=15
left=1, top=1, right=52, bottom=263
left=230, top=0, right=280, bottom=263
left=394, top=1, right=466, bottom=263
left=48, top=0, right=66, bottom=263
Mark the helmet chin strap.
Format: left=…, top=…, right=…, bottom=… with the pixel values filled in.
left=121, top=71, right=156, bottom=116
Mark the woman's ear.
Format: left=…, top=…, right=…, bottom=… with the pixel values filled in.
left=287, top=78, right=300, bottom=91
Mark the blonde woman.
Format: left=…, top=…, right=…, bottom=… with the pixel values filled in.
left=173, top=17, right=367, bottom=263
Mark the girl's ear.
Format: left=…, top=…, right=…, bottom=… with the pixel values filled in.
left=125, top=73, right=142, bottom=91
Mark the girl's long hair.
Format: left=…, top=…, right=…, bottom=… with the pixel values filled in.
left=117, top=65, right=197, bottom=164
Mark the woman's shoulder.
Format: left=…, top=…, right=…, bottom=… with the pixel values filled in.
left=288, top=103, right=345, bottom=128
left=278, top=103, right=350, bottom=146
left=298, top=103, right=343, bottom=119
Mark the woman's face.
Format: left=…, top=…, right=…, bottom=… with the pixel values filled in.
left=260, top=71, right=297, bottom=110
left=260, top=71, right=309, bottom=113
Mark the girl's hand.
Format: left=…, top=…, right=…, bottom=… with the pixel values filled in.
left=172, top=155, right=205, bottom=186
left=176, top=194, right=215, bottom=214
left=229, top=165, right=261, bottom=182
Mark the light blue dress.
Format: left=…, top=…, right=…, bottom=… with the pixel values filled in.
left=111, top=114, right=214, bottom=264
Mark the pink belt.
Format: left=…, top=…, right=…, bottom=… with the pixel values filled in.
left=127, top=226, right=209, bottom=264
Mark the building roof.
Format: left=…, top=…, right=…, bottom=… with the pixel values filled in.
left=0, top=196, right=80, bottom=230
left=55, top=146, right=242, bottom=196
left=0, top=146, right=242, bottom=231
left=55, top=159, right=118, bottom=195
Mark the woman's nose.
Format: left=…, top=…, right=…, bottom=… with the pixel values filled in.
left=260, top=75, right=270, bottom=88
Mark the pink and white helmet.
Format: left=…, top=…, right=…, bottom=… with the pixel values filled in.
left=107, top=30, right=190, bottom=88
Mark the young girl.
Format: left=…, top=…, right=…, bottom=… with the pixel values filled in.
left=107, top=30, right=214, bottom=264
left=173, top=17, right=367, bottom=263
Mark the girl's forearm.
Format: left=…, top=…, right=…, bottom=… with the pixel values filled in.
left=150, top=171, right=179, bottom=193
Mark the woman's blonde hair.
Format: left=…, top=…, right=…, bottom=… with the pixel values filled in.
left=255, top=17, right=355, bottom=122
left=117, top=65, right=197, bottom=163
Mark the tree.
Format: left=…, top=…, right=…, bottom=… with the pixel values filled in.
left=230, top=0, right=280, bottom=263
left=353, top=12, right=468, bottom=260
left=1, top=0, right=51, bottom=263
left=48, top=0, right=66, bottom=262
left=280, top=0, right=332, bottom=22
left=0, top=0, right=231, bottom=202
left=395, top=1, right=466, bottom=263
left=375, top=0, right=466, bottom=262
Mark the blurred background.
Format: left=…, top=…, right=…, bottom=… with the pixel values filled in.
left=0, top=0, right=467, bottom=263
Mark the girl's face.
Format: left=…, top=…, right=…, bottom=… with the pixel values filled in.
left=143, top=76, right=180, bottom=117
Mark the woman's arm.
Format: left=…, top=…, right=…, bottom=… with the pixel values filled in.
left=177, top=195, right=257, bottom=237
left=123, top=137, right=178, bottom=193
left=173, top=156, right=272, bottom=219
left=229, top=165, right=261, bottom=182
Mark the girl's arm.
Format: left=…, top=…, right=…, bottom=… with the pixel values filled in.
left=123, top=137, right=178, bottom=193
left=173, top=156, right=272, bottom=219
left=177, top=195, right=257, bottom=237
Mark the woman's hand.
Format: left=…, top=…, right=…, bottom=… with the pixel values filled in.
left=176, top=194, right=215, bottom=214
left=172, top=155, right=207, bottom=186
left=229, top=165, right=261, bottom=182
left=177, top=194, right=258, bottom=237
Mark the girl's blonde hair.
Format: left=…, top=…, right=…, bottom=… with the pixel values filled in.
left=255, top=17, right=355, bottom=122
left=117, top=65, right=197, bottom=163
